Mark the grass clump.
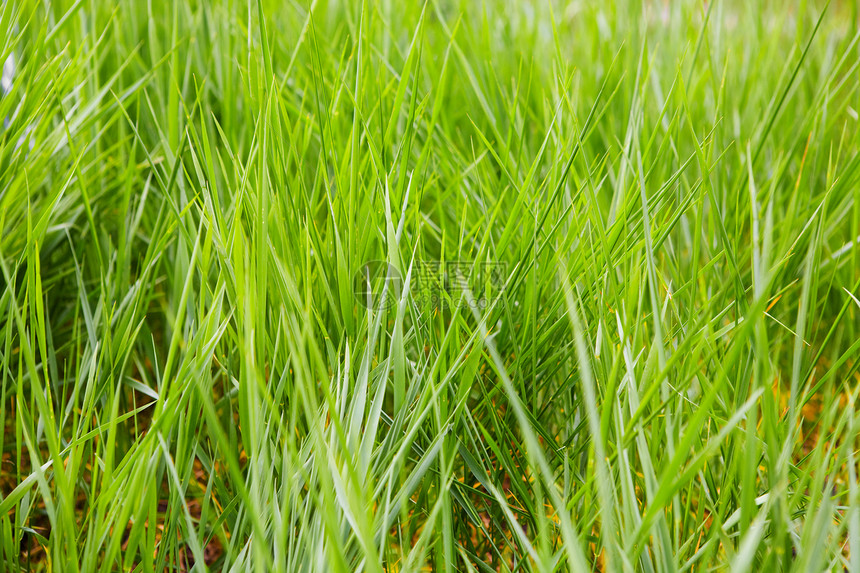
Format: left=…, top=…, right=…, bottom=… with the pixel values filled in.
left=2, top=0, right=860, bottom=570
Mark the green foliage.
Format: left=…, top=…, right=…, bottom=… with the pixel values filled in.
left=1, top=0, right=859, bottom=570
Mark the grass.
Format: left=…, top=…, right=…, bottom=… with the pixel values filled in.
left=1, top=0, right=860, bottom=570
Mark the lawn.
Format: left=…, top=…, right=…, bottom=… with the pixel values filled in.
left=1, top=0, right=860, bottom=570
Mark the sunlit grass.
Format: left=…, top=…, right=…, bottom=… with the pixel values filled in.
left=1, top=0, right=860, bottom=571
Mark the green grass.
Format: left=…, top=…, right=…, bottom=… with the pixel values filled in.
left=1, top=0, right=860, bottom=570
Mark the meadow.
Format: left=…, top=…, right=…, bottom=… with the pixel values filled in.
left=1, top=0, right=860, bottom=570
